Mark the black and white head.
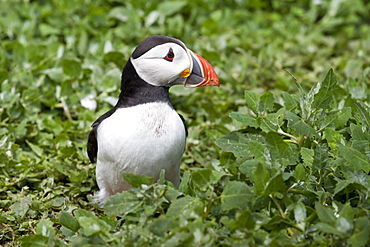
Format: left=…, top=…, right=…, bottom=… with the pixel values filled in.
left=129, top=36, right=219, bottom=88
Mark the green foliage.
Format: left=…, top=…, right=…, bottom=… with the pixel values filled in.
left=216, top=69, right=370, bottom=245
left=1, top=0, right=370, bottom=246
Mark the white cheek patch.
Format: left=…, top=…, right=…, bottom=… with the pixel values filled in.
left=131, top=43, right=191, bottom=87
left=131, top=57, right=174, bottom=86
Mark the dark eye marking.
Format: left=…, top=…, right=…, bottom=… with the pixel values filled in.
left=163, top=48, right=175, bottom=62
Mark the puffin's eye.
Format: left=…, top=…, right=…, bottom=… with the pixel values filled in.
left=163, top=48, right=175, bottom=62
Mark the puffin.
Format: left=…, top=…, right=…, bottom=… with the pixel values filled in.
left=87, top=36, right=220, bottom=205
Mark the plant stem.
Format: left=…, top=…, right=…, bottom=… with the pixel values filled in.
left=61, top=97, right=73, bottom=121
left=270, top=195, right=285, bottom=218
left=270, top=195, right=295, bottom=237
left=277, top=129, right=300, bottom=144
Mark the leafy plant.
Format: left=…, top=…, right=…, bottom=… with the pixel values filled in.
left=16, top=69, right=370, bottom=246
left=216, top=69, right=370, bottom=245
left=1, top=0, right=369, bottom=246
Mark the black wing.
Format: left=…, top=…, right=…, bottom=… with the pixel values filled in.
left=178, top=113, right=188, bottom=137
left=87, top=108, right=117, bottom=163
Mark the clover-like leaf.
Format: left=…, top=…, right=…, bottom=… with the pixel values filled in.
left=220, top=181, right=253, bottom=211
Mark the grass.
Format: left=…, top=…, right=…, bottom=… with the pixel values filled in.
left=0, top=0, right=370, bottom=246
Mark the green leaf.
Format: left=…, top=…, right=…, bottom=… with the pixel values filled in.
left=220, top=209, right=255, bottom=231
left=220, top=181, right=253, bottom=211
left=164, top=187, right=182, bottom=201
left=282, top=91, right=298, bottom=111
left=264, top=215, right=296, bottom=231
left=333, top=107, right=351, bottom=128
left=77, top=30, right=88, bottom=56
left=157, top=169, right=166, bottom=185
left=336, top=216, right=352, bottom=235
left=289, top=189, right=318, bottom=198
left=77, top=217, right=102, bottom=236
left=104, top=191, right=143, bottom=215
left=167, top=196, right=204, bottom=217
left=19, top=235, right=48, bottom=246
left=51, top=197, right=65, bottom=207
left=294, top=202, right=306, bottom=228
left=60, top=226, right=76, bottom=238
left=338, top=144, right=370, bottom=173
left=350, top=124, right=370, bottom=141
left=239, top=160, right=260, bottom=176
left=313, top=142, right=329, bottom=170
left=312, top=69, right=337, bottom=109
left=157, top=1, right=187, bottom=16
left=36, top=219, right=54, bottom=237
left=0, top=69, right=8, bottom=82
left=60, top=80, right=74, bottom=97
left=149, top=215, right=177, bottom=237
left=286, top=111, right=318, bottom=137
left=349, top=217, right=370, bottom=247
left=190, top=169, right=212, bottom=190
left=73, top=209, right=98, bottom=219
left=229, top=112, right=258, bottom=128
left=237, top=209, right=255, bottom=230
left=258, top=92, right=274, bottom=115
left=178, top=171, right=191, bottom=194
left=347, top=77, right=367, bottom=101
left=59, top=211, right=80, bottom=232
left=339, top=204, right=354, bottom=221
left=345, top=60, right=364, bottom=79
left=324, top=128, right=344, bottom=154
left=316, top=113, right=339, bottom=132
left=266, top=132, right=289, bottom=159
left=334, top=180, right=367, bottom=196
left=9, top=197, right=32, bottom=216
left=41, top=68, right=64, bottom=82
left=39, top=23, right=60, bottom=36
left=258, top=116, right=279, bottom=132
left=122, top=171, right=155, bottom=188
left=253, top=163, right=270, bottom=195
left=262, top=173, right=287, bottom=196
left=315, top=222, right=342, bottom=236
left=243, top=91, right=274, bottom=116
left=4, top=1, right=370, bottom=245
left=69, top=169, right=88, bottom=184
left=354, top=101, right=370, bottom=129
left=103, top=51, right=125, bottom=68
left=248, top=140, right=266, bottom=161
left=315, top=202, right=336, bottom=225
left=300, top=147, right=314, bottom=165
left=191, top=169, right=224, bottom=190
left=26, top=140, right=44, bottom=157
left=293, top=164, right=306, bottom=181
left=244, top=91, right=260, bottom=115
left=62, top=58, right=82, bottom=78
left=215, top=131, right=252, bottom=157
left=353, top=140, right=370, bottom=155
left=261, top=108, right=285, bottom=132
left=73, top=213, right=110, bottom=237
left=21, top=89, right=41, bottom=113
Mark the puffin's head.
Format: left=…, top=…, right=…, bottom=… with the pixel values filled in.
left=130, top=36, right=220, bottom=88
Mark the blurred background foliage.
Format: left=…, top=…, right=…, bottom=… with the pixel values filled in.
left=0, top=0, right=369, bottom=245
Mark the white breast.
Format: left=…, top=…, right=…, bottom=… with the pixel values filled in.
left=95, top=102, right=186, bottom=205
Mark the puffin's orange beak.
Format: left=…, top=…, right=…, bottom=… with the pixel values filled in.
left=183, top=50, right=220, bottom=88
